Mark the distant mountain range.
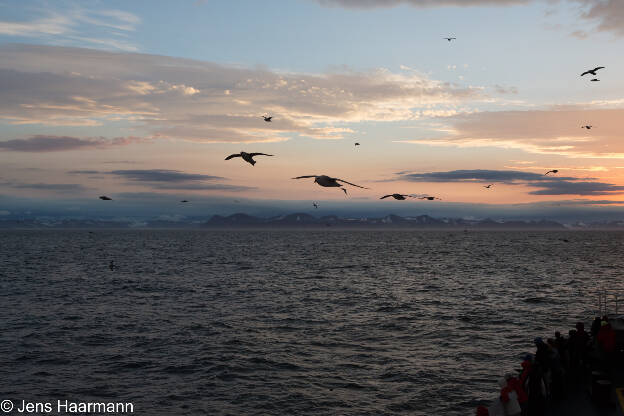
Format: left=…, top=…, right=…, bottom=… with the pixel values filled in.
left=202, top=213, right=567, bottom=229
left=2, top=212, right=624, bottom=229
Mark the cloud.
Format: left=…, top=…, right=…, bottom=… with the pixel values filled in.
left=397, top=108, right=624, bottom=158
left=573, top=0, right=624, bottom=37
left=3, top=182, right=87, bottom=192
left=107, top=170, right=224, bottom=183
left=313, top=0, right=624, bottom=37
left=399, top=169, right=578, bottom=183
left=0, top=135, right=142, bottom=152
left=396, top=169, right=624, bottom=195
left=314, top=0, right=529, bottom=8
left=0, top=7, right=140, bottom=51
left=528, top=181, right=624, bottom=195
left=69, top=169, right=254, bottom=192
left=493, top=85, right=518, bottom=95
left=0, top=44, right=480, bottom=143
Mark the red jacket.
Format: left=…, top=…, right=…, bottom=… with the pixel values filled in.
left=597, top=324, right=616, bottom=353
left=501, top=377, right=528, bottom=404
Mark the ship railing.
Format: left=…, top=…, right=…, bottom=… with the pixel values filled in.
left=597, top=289, right=622, bottom=318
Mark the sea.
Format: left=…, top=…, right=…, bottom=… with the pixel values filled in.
left=2, top=230, right=623, bottom=415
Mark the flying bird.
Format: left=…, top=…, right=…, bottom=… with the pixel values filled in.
left=292, top=175, right=368, bottom=195
left=590, top=78, right=600, bottom=82
left=545, top=169, right=559, bottom=175
left=581, top=125, right=593, bottom=130
left=313, top=202, right=318, bottom=209
left=355, top=142, right=360, bottom=146
left=580, top=66, right=604, bottom=77
left=380, top=193, right=411, bottom=200
left=99, top=196, right=112, bottom=200
left=419, top=196, right=442, bottom=201
left=225, top=151, right=274, bottom=166
left=444, top=37, right=456, bottom=42
left=262, top=115, right=273, bottom=122
left=180, top=200, right=189, bottom=203
left=483, top=184, right=493, bottom=189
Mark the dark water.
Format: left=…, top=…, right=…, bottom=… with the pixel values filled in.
left=2, top=230, right=623, bottom=415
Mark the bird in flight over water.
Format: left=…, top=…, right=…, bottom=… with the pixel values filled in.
left=355, top=142, right=360, bottom=146
left=262, top=115, right=272, bottom=122
left=581, top=125, right=593, bottom=130
left=419, top=196, right=442, bottom=201
left=483, top=184, right=493, bottom=189
left=545, top=169, right=559, bottom=175
left=590, top=78, right=600, bottom=82
left=225, top=151, right=274, bottom=166
left=99, top=195, right=112, bottom=200
left=380, top=193, right=412, bottom=200
left=292, top=175, right=368, bottom=195
left=180, top=200, right=189, bottom=203
left=313, top=202, right=318, bottom=209
left=444, top=37, right=456, bottom=42
left=581, top=66, right=605, bottom=77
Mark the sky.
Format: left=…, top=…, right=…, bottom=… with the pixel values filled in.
left=1, top=0, right=624, bottom=221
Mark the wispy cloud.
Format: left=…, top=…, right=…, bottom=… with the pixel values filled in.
left=69, top=169, right=254, bottom=192
left=396, top=108, right=624, bottom=159
left=0, top=7, right=141, bottom=51
left=1, top=182, right=87, bottom=192
left=313, top=0, right=624, bottom=37
left=0, top=44, right=481, bottom=143
left=396, top=169, right=624, bottom=196
left=0, top=135, right=143, bottom=152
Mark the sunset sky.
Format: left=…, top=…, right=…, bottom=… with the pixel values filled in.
left=1, top=0, right=624, bottom=220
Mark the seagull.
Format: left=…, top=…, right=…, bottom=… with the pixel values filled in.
left=180, top=200, right=189, bottom=203
left=580, top=66, right=605, bottom=77
left=292, top=175, right=369, bottom=195
left=545, top=169, right=559, bottom=175
left=225, top=151, right=274, bottom=166
left=262, top=115, right=273, bottom=122
left=444, top=37, right=456, bottom=42
left=380, top=193, right=412, bottom=200
left=590, top=78, right=600, bottom=82
left=581, top=125, right=593, bottom=130
left=484, top=184, right=493, bottom=189
left=355, top=142, right=360, bottom=146
left=99, top=196, right=112, bottom=200
left=419, top=196, right=442, bottom=201
left=313, top=202, right=318, bottom=209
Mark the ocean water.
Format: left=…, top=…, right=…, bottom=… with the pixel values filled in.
left=2, top=230, right=623, bottom=415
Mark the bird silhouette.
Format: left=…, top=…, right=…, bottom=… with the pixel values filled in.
left=313, top=202, right=318, bottom=209
left=580, top=66, right=604, bottom=77
left=483, top=184, right=493, bottom=189
left=419, top=196, right=442, bottom=201
left=545, top=169, right=559, bottom=175
left=99, top=196, right=112, bottom=200
left=180, top=200, right=189, bottom=203
left=262, top=115, right=273, bottom=122
left=380, top=193, right=411, bottom=200
left=355, top=142, right=360, bottom=146
left=581, top=125, right=593, bottom=130
left=225, top=151, right=273, bottom=166
left=590, top=78, right=600, bottom=82
left=444, top=37, right=456, bottom=42
left=292, top=175, right=368, bottom=195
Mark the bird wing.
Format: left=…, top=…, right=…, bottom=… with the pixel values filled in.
left=225, top=153, right=242, bottom=160
left=335, top=178, right=368, bottom=189
left=380, top=195, right=392, bottom=199
left=580, top=70, right=591, bottom=76
left=292, top=175, right=318, bottom=179
left=594, top=66, right=605, bottom=71
left=248, top=153, right=274, bottom=157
